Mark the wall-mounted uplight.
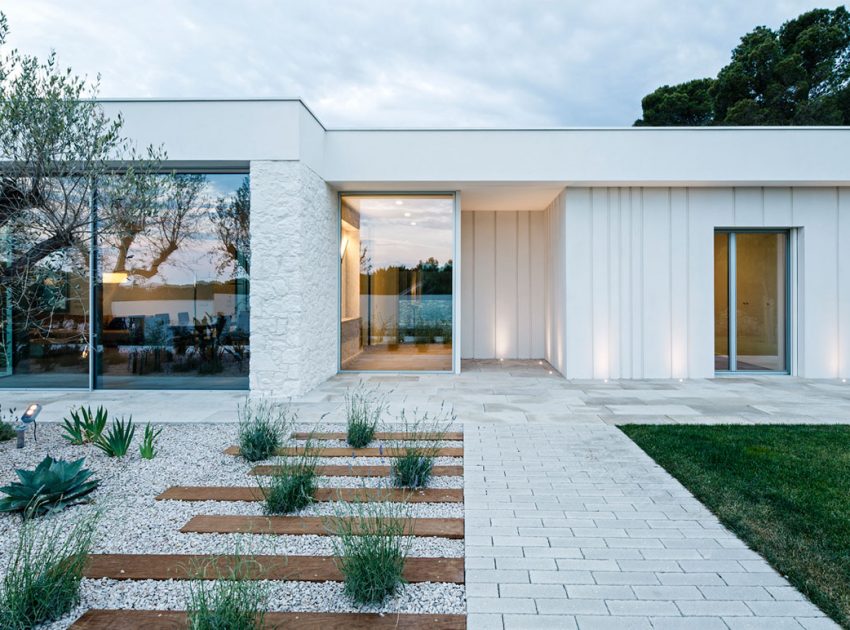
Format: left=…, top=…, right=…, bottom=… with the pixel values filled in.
left=16, top=403, right=42, bottom=449
left=404, top=212, right=411, bottom=217
left=410, top=222, right=417, bottom=226
left=396, top=200, right=404, bottom=206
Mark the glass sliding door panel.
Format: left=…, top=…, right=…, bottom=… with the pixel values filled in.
left=735, top=232, right=786, bottom=372
left=96, top=173, right=250, bottom=389
left=340, top=194, right=454, bottom=371
left=0, top=178, right=91, bottom=388
left=714, top=232, right=730, bottom=371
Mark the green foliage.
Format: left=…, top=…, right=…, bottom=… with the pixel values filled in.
left=390, top=405, right=455, bottom=489
left=621, top=425, right=850, bottom=627
left=345, top=383, right=389, bottom=448
left=139, top=423, right=162, bottom=460
left=94, top=416, right=136, bottom=458
left=0, top=404, right=17, bottom=442
left=0, top=456, right=99, bottom=517
left=60, top=406, right=108, bottom=445
left=330, top=498, right=412, bottom=605
left=0, top=511, right=99, bottom=629
left=258, top=438, right=319, bottom=515
left=635, top=7, right=850, bottom=126
left=237, top=398, right=292, bottom=462
left=186, top=555, right=267, bottom=630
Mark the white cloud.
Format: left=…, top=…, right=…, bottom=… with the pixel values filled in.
left=1, top=0, right=838, bottom=126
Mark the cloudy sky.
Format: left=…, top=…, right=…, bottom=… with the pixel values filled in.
left=1, top=1, right=840, bottom=127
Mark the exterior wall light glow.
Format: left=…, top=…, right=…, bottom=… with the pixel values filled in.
left=102, top=272, right=129, bottom=284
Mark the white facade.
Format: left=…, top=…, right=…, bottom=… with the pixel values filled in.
left=97, top=99, right=850, bottom=394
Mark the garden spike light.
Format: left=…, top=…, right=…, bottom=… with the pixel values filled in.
left=16, top=403, right=42, bottom=449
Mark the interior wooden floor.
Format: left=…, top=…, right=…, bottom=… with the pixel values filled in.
left=341, top=344, right=452, bottom=371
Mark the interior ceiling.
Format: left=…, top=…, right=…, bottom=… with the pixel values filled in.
left=332, top=182, right=565, bottom=212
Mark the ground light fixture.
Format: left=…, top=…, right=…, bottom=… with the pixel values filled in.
left=16, top=403, right=42, bottom=449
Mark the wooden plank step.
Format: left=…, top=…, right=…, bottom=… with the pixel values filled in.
left=71, top=609, right=466, bottom=629
left=157, top=486, right=463, bottom=503
left=181, top=515, right=464, bottom=539
left=225, top=445, right=463, bottom=458
left=251, top=464, right=464, bottom=477
left=84, top=554, right=464, bottom=583
left=292, top=431, right=463, bottom=441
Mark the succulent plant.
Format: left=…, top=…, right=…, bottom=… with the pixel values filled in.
left=0, top=457, right=99, bottom=517
left=61, top=406, right=108, bottom=445
left=94, top=416, right=135, bottom=458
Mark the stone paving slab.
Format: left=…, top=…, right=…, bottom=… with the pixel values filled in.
left=463, top=422, right=838, bottom=630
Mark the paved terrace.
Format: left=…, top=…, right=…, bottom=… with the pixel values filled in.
left=2, top=361, right=847, bottom=628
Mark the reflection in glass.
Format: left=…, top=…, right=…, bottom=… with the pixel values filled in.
left=0, top=179, right=91, bottom=388
left=714, top=232, right=729, bottom=370
left=714, top=231, right=787, bottom=373
left=736, top=233, right=786, bottom=371
left=96, top=174, right=250, bottom=389
left=340, top=194, right=453, bottom=371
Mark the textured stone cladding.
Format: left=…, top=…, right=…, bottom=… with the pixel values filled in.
left=249, top=161, right=338, bottom=396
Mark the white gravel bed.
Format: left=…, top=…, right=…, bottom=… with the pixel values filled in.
left=149, top=499, right=463, bottom=519
left=0, top=422, right=465, bottom=563
left=314, top=475, right=464, bottom=489
left=291, top=422, right=464, bottom=436
left=311, top=455, right=462, bottom=466
left=45, top=579, right=466, bottom=629
left=294, top=439, right=462, bottom=449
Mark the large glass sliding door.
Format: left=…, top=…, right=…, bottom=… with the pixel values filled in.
left=340, top=193, right=454, bottom=372
left=715, top=230, right=789, bottom=373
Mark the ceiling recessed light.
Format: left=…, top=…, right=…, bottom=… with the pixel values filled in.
left=410, top=221, right=417, bottom=226
left=396, top=200, right=403, bottom=205
left=404, top=212, right=411, bottom=217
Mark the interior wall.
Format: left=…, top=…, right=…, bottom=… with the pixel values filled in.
left=546, top=186, right=850, bottom=379
left=460, top=210, right=545, bottom=359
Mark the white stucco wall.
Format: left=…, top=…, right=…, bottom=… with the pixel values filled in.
left=544, top=186, right=850, bottom=379
left=460, top=210, right=546, bottom=359
left=249, top=161, right=338, bottom=396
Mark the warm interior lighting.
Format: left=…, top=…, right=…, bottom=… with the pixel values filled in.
left=340, top=237, right=349, bottom=260
left=102, top=272, right=129, bottom=284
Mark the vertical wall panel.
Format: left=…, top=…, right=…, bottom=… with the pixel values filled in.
left=670, top=188, right=689, bottom=378
left=529, top=211, right=546, bottom=358
left=516, top=212, right=532, bottom=358
left=641, top=188, right=672, bottom=377
left=764, top=188, right=793, bottom=226
left=591, top=188, right=610, bottom=379
left=462, top=210, right=546, bottom=360
left=734, top=187, right=765, bottom=227
left=565, top=189, right=594, bottom=378
left=608, top=190, right=622, bottom=378
left=472, top=211, right=496, bottom=358
left=838, top=189, right=850, bottom=378
left=618, top=190, right=633, bottom=378
left=630, top=189, right=644, bottom=378
left=495, top=212, right=518, bottom=358
left=460, top=211, right=475, bottom=359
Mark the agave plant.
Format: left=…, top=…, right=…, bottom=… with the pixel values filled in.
left=61, top=406, right=108, bottom=445
left=0, top=457, right=100, bottom=517
left=94, top=417, right=136, bottom=458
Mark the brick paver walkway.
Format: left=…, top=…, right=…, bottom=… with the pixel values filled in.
left=463, top=423, right=836, bottom=630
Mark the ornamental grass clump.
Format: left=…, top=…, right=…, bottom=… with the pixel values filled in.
left=258, top=437, right=320, bottom=515
left=237, top=398, right=292, bottom=462
left=0, top=405, right=17, bottom=442
left=186, top=555, right=268, bottom=630
left=0, top=510, right=99, bottom=629
left=330, top=497, right=412, bottom=605
left=344, top=382, right=389, bottom=448
left=390, top=404, right=455, bottom=489
left=139, top=423, right=162, bottom=460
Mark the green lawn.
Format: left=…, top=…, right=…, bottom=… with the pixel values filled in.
left=620, top=425, right=850, bottom=627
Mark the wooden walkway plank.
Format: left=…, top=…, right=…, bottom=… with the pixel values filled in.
left=181, top=515, right=464, bottom=539
left=84, top=554, right=464, bottom=583
left=292, top=431, right=463, bottom=441
left=225, top=446, right=464, bottom=458
left=251, top=464, right=464, bottom=477
left=71, top=609, right=466, bottom=629
left=156, top=486, right=463, bottom=503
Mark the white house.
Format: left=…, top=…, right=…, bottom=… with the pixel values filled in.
left=2, top=98, right=849, bottom=394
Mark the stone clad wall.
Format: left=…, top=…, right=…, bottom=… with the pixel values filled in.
left=249, top=160, right=338, bottom=396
